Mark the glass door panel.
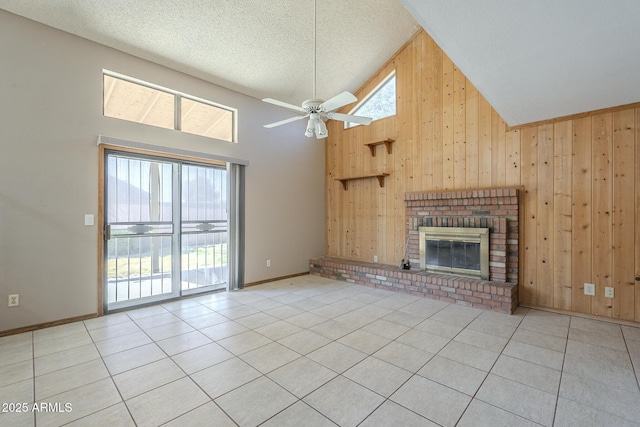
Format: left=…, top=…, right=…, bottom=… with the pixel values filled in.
left=104, top=154, right=179, bottom=311
left=180, top=164, right=228, bottom=293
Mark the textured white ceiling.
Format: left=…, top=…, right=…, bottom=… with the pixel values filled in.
left=402, top=0, right=640, bottom=126
left=0, top=0, right=420, bottom=107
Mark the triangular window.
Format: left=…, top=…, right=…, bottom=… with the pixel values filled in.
left=346, top=71, right=396, bottom=128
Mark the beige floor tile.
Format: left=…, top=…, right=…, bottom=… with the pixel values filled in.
left=34, top=331, right=93, bottom=357
left=490, top=354, right=561, bottom=394
left=0, top=410, right=34, bottom=427
left=309, top=319, right=358, bottom=340
left=34, top=343, right=100, bottom=376
left=64, top=402, right=135, bottom=427
left=261, top=401, right=335, bottom=427
left=457, top=399, right=540, bottom=427
left=414, top=318, right=464, bottom=339
left=362, top=319, right=411, bottom=340
left=191, top=357, right=261, bottom=399
left=240, top=341, right=301, bottom=373
left=569, top=327, right=628, bottom=351
left=0, top=360, right=33, bottom=388
left=502, top=340, right=564, bottom=370
left=217, top=330, right=272, bottom=355
left=33, top=322, right=86, bottom=342
left=454, top=328, right=509, bottom=353
left=0, top=331, right=32, bottom=349
left=171, top=304, right=215, bottom=320
left=0, top=342, right=32, bottom=367
left=525, top=309, right=571, bottom=326
left=278, top=330, right=332, bottom=354
left=255, top=320, right=303, bottom=341
left=132, top=312, right=181, bottom=329
left=571, top=316, right=623, bottom=337
left=437, top=340, right=499, bottom=371
left=391, top=375, right=471, bottom=427
left=171, top=341, right=234, bottom=374
left=163, top=402, right=236, bottom=427
left=307, top=341, right=367, bottom=373
left=309, top=304, right=347, bottom=319
left=476, top=374, right=557, bottom=426
left=0, top=378, right=33, bottom=404
left=217, top=304, right=259, bottom=320
left=264, top=304, right=305, bottom=319
left=511, top=327, right=567, bottom=352
left=565, top=339, right=632, bottom=370
left=35, top=358, right=110, bottom=400
left=381, top=310, right=426, bottom=327
left=94, top=331, right=153, bottom=357
left=35, top=377, right=121, bottom=427
left=563, top=352, right=639, bottom=392
left=125, top=305, right=168, bottom=320
left=560, top=372, right=640, bottom=422
left=373, top=341, right=434, bottom=372
left=360, top=400, right=438, bottom=427
left=113, top=357, right=185, bottom=399
left=267, top=356, right=337, bottom=398
left=418, top=355, right=487, bottom=396
left=337, top=329, right=391, bottom=354
left=183, top=312, right=229, bottom=329
left=126, top=377, right=209, bottom=427
left=216, top=376, right=297, bottom=427
left=519, top=317, right=569, bottom=338
left=143, top=320, right=195, bottom=341
left=199, top=320, right=248, bottom=341
left=234, top=312, right=279, bottom=329
left=102, top=343, right=166, bottom=375
left=285, top=312, right=328, bottom=329
left=396, top=329, right=451, bottom=354
left=344, top=356, right=413, bottom=397
left=87, top=320, right=141, bottom=342
left=555, top=397, right=640, bottom=427
left=156, top=330, right=212, bottom=356
left=429, top=305, right=482, bottom=327
left=161, top=298, right=201, bottom=312
left=622, top=325, right=640, bottom=342
left=304, top=376, right=385, bottom=427
left=466, top=317, right=518, bottom=339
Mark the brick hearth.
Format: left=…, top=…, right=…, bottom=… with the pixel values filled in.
left=311, top=187, right=521, bottom=314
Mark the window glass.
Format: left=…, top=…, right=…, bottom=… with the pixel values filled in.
left=103, top=75, right=174, bottom=130
left=181, top=98, right=234, bottom=142
left=103, top=72, right=236, bottom=142
left=346, top=72, right=396, bottom=128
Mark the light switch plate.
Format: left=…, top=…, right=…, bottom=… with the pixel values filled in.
left=84, top=214, right=94, bottom=226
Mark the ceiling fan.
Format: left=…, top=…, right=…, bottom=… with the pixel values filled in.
left=262, top=0, right=372, bottom=139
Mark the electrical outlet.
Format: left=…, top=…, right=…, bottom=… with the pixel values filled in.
left=605, top=287, right=614, bottom=298
left=8, top=294, right=19, bottom=307
left=266, top=259, right=271, bottom=267
left=584, top=283, right=595, bottom=296
left=373, top=255, right=378, bottom=262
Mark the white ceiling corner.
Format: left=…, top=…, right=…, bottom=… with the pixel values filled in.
left=401, top=0, right=640, bottom=126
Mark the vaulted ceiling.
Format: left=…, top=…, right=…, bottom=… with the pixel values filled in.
left=2, top=0, right=639, bottom=127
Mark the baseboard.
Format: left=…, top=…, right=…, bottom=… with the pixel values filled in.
left=244, top=272, right=310, bottom=287
left=0, top=313, right=98, bottom=337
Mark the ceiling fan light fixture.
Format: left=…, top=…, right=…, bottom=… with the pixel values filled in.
left=305, top=118, right=315, bottom=137
left=315, top=119, right=328, bottom=138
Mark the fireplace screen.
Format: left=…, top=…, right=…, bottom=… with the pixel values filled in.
left=419, top=227, right=489, bottom=279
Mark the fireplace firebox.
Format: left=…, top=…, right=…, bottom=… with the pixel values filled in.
left=419, top=227, right=489, bottom=280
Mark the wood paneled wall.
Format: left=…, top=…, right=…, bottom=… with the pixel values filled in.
left=325, top=30, right=640, bottom=322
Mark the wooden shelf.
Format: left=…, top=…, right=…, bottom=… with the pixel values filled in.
left=335, top=173, right=390, bottom=190
left=364, top=138, right=394, bottom=156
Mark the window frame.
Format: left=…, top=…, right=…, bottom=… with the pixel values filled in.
left=103, top=70, right=238, bottom=143
left=345, top=70, right=397, bottom=128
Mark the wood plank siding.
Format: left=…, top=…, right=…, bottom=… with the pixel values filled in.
left=325, top=30, right=640, bottom=322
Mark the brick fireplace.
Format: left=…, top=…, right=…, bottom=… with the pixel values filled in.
left=310, top=187, right=521, bottom=314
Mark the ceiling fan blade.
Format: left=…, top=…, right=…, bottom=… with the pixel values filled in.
left=320, top=91, right=357, bottom=112
left=262, top=98, right=306, bottom=114
left=264, top=114, right=308, bottom=128
left=326, top=112, right=373, bottom=125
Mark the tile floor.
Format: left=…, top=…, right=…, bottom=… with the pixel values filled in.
left=1, top=275, right=640, bottom=426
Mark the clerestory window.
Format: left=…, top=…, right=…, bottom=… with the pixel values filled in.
left=345, top=71, right=396, bottom=128
left=103, top=71, right=237, bottom=143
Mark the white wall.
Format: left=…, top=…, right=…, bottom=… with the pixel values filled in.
left=0, top=10, right=326, bottom=332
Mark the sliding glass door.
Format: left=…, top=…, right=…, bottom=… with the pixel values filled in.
left=104, top=151, right=228, bottom=312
